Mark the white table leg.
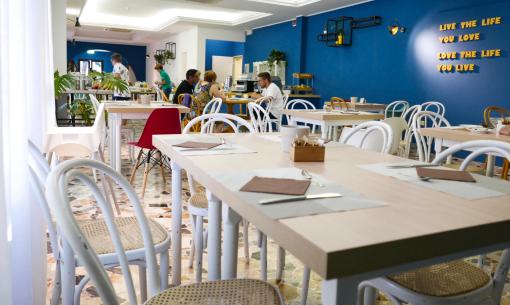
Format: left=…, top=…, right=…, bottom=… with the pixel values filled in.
left=222, top=203, right=241, bottom=279
left=487, top=154, right=495, bottom=177
left=206, top=190, right=222, bottom=280
left=321, top=122, right=328, bottom=140
left=322, top=278, right=360, bottom=305
left=108, top=113, right=122, bottom=172
left=170, top=160, right=182, bottom=286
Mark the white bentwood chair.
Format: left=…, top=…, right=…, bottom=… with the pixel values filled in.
left=412, top=111, right=451, bottom=163
left=45, top=158, right=283, bottom=305
left=248, top=102, right=273, bottom=133
left=256, top=96, right=281, bottom=131
left=29, top=142, right=170, bottom=305
left=285, top=99, right=318, bottom=133
left=422, top=101, right=446, bottom=117
left=385, top=100, right=410, bottom=119
left=358, top=140, right=510, bottom=305
left=340, top=121, right=394, bottom=154
left=183, top=114, right=255, bottom=282
left=399, top=105, right=422, bottom=158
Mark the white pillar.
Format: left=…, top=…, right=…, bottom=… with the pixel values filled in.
left=52, top=0, right=67, bottom=74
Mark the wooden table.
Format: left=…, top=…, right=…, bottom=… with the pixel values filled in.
left=289, top=94, right=321, bottom=99
left=325, top=101, right=387, bottom=114
left=66, top=89, right=158, bottom=101
left=154, top=133, right=510, bottom=304
left=284, top=109, right=384, bottom=139
left=224, top=98, right=254, bottom=115
left=421, top=127, right=510, bottom=176
left=105, top=102, right=189, bottom=172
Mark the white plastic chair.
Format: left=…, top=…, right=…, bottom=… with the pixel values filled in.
left=340, top=121, right=394, bottom=154
left=412, top=111, right=451, bottom=163
left=399, top=105, right=422, bottom=158
left=183, top=114, right=254, bottom=282
left=422, top=101, right=446, bottom=117
left=285, top=99, right=317, bottom=133
left=385, top=100, right=410, bottom=119
left=29, top=144, right=170, bottom=305
left=45, top=158, right=283, bottom=305
left=248, top=102, right=273, bottom=133
left=358, top=140, right=510, bottom=305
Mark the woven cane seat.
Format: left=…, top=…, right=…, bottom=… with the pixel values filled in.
left=189, top=192, right=208, bottom=210
left=78, top=217, right=168, bottom=255
left=145, top=279, right=281, bottom=305
left=388, top=260, right=490, bottom=297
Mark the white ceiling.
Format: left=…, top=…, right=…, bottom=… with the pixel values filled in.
left=66, top=0, right=373, bottom=44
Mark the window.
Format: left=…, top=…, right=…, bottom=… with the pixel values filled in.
left=78, top=59, right=103, bottom=75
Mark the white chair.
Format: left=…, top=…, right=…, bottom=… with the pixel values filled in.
left=399, top=105, right=422, bottom=158
left=358, top=140, right=510, bottom=305
left=29, top=143, right=170, bottom=305
left=202, top=97, right=223, bottom=115
left=385, top=100, right=410, bottom=119
left=412, top=111, right=451, bottom=163
left=285, top=99, right=318, bottom=133
left=89, top=94, right=135, bottom=163
left=152, top=85, right=168, bottom=102
left=45, top=158, right=283, bottom=305
left=422, top=101, right=446, bottom=117
left=256, top=96, right=281, bottom=131
left=183, top=114, right=254, bottom=282
left=248, top=102, right=273, bottom=133
left=340, top=121, right=394, bottom=154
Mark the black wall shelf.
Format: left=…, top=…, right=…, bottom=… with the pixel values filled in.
left=317, top=16, right=382, bottom=47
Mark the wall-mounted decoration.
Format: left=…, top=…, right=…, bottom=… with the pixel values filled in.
left=165, top=42, right=176, bottom=60
left=317, top=16, right=382, bottom=47
left=388, top=19, right=406, bottom=36
left=154, top=42, right=176, bottom=64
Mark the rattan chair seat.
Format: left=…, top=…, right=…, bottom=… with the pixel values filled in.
left=78, top=216, right=168, bottom=255
left=388, top=260, right=490, bottom=297
left=145, top=279, right=281, bottom=305
left=189, top=192, right=208, bottom=209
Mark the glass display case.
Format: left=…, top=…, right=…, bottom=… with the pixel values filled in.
left=292, top=73, right=314, bottom=94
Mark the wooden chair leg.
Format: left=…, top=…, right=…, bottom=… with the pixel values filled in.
left=129, top=149, right=144, bottom=185
left=502, top=159, right=510, bottom=180
left=158, top=151, right=166, bottom=185
left=141, top=150, right=152, bottom=198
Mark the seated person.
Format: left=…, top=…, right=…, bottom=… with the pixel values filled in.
left=195, top=70, right=224, bottom=110
left=251, top=72, right=284, bottom=119
left=172, top=69, right=200, bottom=104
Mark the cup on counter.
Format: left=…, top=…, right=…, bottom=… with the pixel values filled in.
left=281, top=125, right=310, bottom=152
left=359, top=97, right=366, bottom=104
left=350, top=97, right=359, bottom=104
left=140, top=94, right=151, bottom=105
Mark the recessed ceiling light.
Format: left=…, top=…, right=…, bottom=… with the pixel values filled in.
left=79, top=0, right=271, bottom=31
left=247, top=0, right=321, bottom=7
left=66, top=7, right=81, bottom=16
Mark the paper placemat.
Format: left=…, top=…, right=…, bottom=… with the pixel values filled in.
left=359, top=162, right=510, bottom=200
left=210, top=167, right=386, bottom=220
left=162, top=135, right=257, bottom=156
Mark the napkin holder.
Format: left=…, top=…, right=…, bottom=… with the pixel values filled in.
left=291, top=145, right=325, bottom=162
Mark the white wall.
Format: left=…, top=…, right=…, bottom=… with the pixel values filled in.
left=146, top=26, right=199, bottom=86
left=146, top=25, right=245, bottom=85
left=52, top=0, right=67, bottom=74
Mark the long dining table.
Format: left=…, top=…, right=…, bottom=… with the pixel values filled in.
left=154, top=132, right=510, bottom=305
left=284, top=109, right=384, bottom=140
left=105, top=102, right=189, bottom=172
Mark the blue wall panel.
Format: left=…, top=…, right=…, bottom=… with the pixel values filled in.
left=67, top=41, right=147, bottom=81
left=205, top=39, right=245, bottom=70
left=245, top=0, right=510, bottom=125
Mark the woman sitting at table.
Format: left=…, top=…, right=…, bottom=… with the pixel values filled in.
left=195, top=70, right=224, bottom=110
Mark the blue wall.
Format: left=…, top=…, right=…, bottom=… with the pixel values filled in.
left=205, top=39, right=245, bottom=70
left=244, top=0, right=510, bottom=125
left=67, top=41, right=147, bottom=81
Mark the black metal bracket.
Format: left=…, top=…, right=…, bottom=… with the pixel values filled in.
left=317, top=16, right=382, bottom=47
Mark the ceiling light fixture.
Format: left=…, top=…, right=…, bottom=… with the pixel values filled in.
left=247, top=0, right=321, bottom=7
left=388, top=20, right=405, bottom=36
left=75, top=17, right=81, bottom=27
left=66, top=8, right=81, bottom=16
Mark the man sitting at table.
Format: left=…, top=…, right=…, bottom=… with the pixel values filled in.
left=251, top=72, right=284, bottom=120
left=172, top=69, right=200, bottom=104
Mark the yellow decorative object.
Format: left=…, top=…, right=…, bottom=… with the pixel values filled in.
left=336, top=34, right=343, bottom=45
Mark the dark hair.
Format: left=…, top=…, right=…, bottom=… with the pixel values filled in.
left=257, top=72, right=271, bottom=82
left=154, top=63, right=164, bottom=70
left=111, top=53, right=122, bottom=62
left=204, top=70, right=217, bottom=82
left=186, top=69, right=199, bottom=80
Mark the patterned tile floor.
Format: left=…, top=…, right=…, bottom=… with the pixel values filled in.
left=46, top=123, right=510, bottom=305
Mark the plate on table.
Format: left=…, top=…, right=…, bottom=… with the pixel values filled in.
left=459, top=124, right=483, bottom=128
left=467, top=127, right=492, bottom=134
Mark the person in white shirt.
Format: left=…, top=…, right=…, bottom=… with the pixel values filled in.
left=252, top=72, right=284, bottom=119
left=111, top=53, right=131, bottom=100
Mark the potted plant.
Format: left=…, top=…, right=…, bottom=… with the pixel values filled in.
left=163, top=50, right=175, bottom=62
left=267, top=49, right=286, bottom=65
left=54, top=70, right=96, bottom=126
left=88, top=71, right=130, bottom=93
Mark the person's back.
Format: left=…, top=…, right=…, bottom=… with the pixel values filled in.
left=263, top=81, right=284, bottom=118
left=111, top=53, right=130, bottom=100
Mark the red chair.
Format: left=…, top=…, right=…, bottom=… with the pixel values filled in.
left=129, top=108, right=181, bottom=197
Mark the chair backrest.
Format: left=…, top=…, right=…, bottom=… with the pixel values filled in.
left=483, top=106, right=510, bottom=128
left=135, top=108, right=182, bottom=150
left=340, top=121, right=394, bottom=154
left=202, top=97, right=223, bottom=115
left=89, top=94, right=101, bottom=111
left=45, top=159, right=161, bottom=305
left=248, top=102, right=273, bottom=133
left=385, top=100, right=409, bottom=119
left=412, top=110, right=451, bottom=162
left=422, top=101, right=446, bottom=117
left=177, top=93, right=194, bottom=108
left=183, top=113, right=255, bottom=134
left=284, top=99, right=315, bottom=124
left=432, top=140, right=510, bottom=170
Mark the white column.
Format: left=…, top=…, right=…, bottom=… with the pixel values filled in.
left=52, top=0, right=67, bottom=74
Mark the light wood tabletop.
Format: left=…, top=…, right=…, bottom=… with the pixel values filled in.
left=104, top=103, right=190, bottom=114
left=421, top=127, right=510, bottom=143
left=154, top=133, right=510, bottom=281
left=283, top=109, right=384, bottom=121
